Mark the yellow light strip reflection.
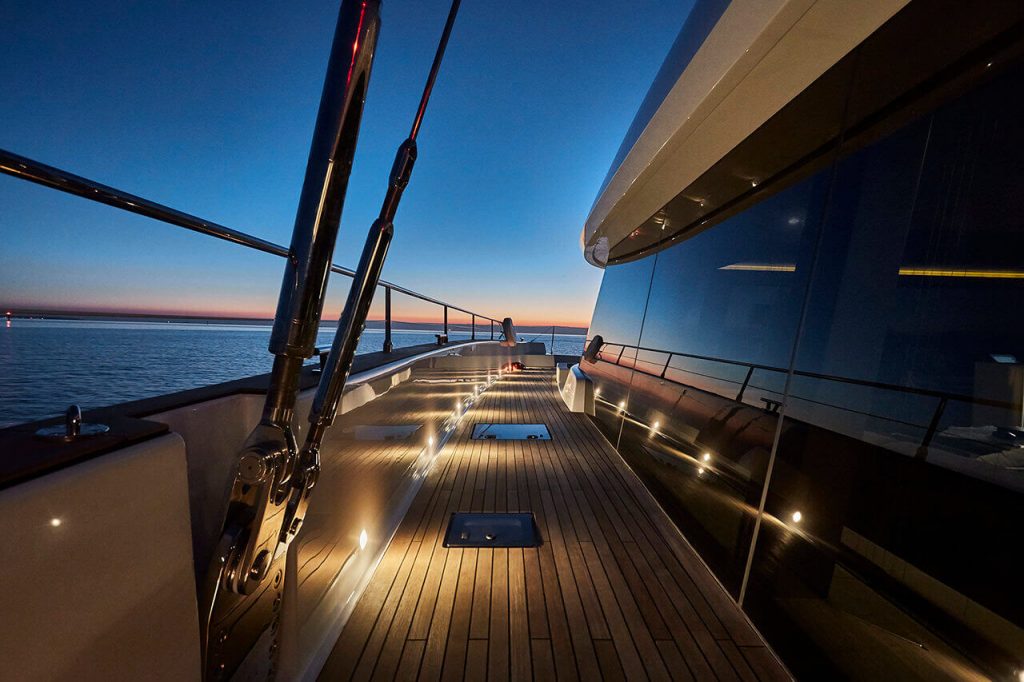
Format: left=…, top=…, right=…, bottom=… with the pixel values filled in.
left=898, top=267, right=1024, bottom=279
left=719, top=263, right=796, bottom=272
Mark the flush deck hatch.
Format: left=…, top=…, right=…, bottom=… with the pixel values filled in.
left=471, top=423, right=551, bottom=440
left=443, top=512, right=540, bottom=547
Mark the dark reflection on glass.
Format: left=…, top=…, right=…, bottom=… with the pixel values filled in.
left=745, top=63, right=1024, bottom=680
left=585, top=258, right=659, bottom=447
left=582, top=40, right=1024, bottom=682
left=640, top=174, right=827, bottom=368
left=586, top=257, right=657, bottom=348
left=604, top=174, right=827, bottom=595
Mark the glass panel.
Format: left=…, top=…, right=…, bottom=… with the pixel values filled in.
left=585, top=257, right=657, bottom=348
left=612, top=173, right=828, bottom=595
left=745, top=63, right=1024, bottom=680
left=583, top=258, right=659, bottom=445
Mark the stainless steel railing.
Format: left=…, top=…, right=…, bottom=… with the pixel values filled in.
left=0, top=147, right=504, bottom=345
left=588, top=338, right=1019, bottom=459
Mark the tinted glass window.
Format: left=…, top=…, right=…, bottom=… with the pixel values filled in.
left=605, top=173, right=827, bottom=593
left=586, top=256, right=656, bottom=347
left=746, top=63, right=1024, bottom=679
left=639, top=173, right=827, bottom=369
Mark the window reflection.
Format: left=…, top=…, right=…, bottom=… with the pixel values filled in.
left=584, top=39, right=1024, bottom=682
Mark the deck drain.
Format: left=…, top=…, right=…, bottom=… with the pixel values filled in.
left=444, top=512, right=541, bottom=547
left=471, top=423, right=551, bottom=440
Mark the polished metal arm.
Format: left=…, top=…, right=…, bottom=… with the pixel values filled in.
left=199, top=2, right=381, bottom=679
left=299, top=0, right=462, bottom=461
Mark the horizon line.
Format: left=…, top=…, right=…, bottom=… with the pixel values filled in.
left=2, top=306, right=591, bottom=330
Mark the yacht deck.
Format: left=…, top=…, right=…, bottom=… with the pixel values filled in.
left=321, top=368, right=788, bottom=681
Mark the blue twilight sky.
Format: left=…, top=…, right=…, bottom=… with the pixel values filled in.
left=0, top=1, right=691, bottom=327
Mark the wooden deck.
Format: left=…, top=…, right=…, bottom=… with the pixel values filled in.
left=321, top=368, right=789, bottom=681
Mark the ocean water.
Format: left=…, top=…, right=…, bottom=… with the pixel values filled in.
left=0, top=319, right=585, bottom=427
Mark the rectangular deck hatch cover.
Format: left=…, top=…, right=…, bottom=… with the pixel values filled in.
left=444, top=512, right=541, bottom=547
left=471, top=423, right=551, bottom=440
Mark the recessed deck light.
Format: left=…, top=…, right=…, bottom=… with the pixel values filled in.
left=359, top=529, right=368, bottom=550
left=702, top=452, right=711, bottom=462
left=791, top=511, right=802, bottom=524
left=50, top=517, right=62, bottom=528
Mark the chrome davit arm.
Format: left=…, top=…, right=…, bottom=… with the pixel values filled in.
left=281, top=0, right=463, bottom=560
left=200, top=1, right=381, bottom=678
left=302, top=0, right=462, bottom=453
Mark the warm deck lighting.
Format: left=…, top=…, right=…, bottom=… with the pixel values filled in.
left=594, top=388, right=601, bottom=396
left=50, top=518, right=62, bottom=527
left=898, top=267, right=1024, bottom=279
left=720, top=263, right=796, bottom=272
left=702, top=452, right=711, bottom=463
left=359, top=529, right=368, bottom=550
left=652, top=421, right=660, bottom=430
left=791, top=511, right=802, bottom=524
left=428, top=436, right=434, bottom=446
left=697, top=467, right=706, bottom=476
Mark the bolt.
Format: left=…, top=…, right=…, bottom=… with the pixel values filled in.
left=237, top=453, right=268, bottom=484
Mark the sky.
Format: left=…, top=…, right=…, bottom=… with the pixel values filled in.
left=0, top=1, right=691, bottom=328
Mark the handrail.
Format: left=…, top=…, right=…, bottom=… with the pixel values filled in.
left=0, top=147, right=501, bottom=325
left=589, top=338, right=1018, bottom=413
left=590, top=338, right=1022, bottom=461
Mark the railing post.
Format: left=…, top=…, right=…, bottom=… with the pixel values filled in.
left=916, top=396, right=948, bottom=459
left=660, top=352, right=673, bottom=379
left=490, top=319, right=494, bottom=340
left=471, top=314, right=476, bottom=340
left=735, top=365, right=754, bottom=401
left=383, top=286, right=393, bottom=353
left=443, top=305, right=448, bottom=338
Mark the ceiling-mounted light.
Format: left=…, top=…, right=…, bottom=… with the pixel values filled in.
left=899, top=266, right=1024, bottom=279
left=720, top=263, right=796, bottom=272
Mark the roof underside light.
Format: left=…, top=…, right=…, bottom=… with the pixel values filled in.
left=898, top=267, right=1024, bottom=279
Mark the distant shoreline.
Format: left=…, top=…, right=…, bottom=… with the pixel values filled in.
left=3, top=310, right=587, bottom=335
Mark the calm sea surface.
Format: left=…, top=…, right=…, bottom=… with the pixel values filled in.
left=0, top=319, right=585, bottom=428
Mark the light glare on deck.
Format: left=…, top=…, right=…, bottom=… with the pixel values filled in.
left=791, top=511, right=802, bottom=524
left=359, top=529, right=368, bottom=550
left=702, top=452, right=711, bottom=462
left=49, top=517, right=62, bottom=528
